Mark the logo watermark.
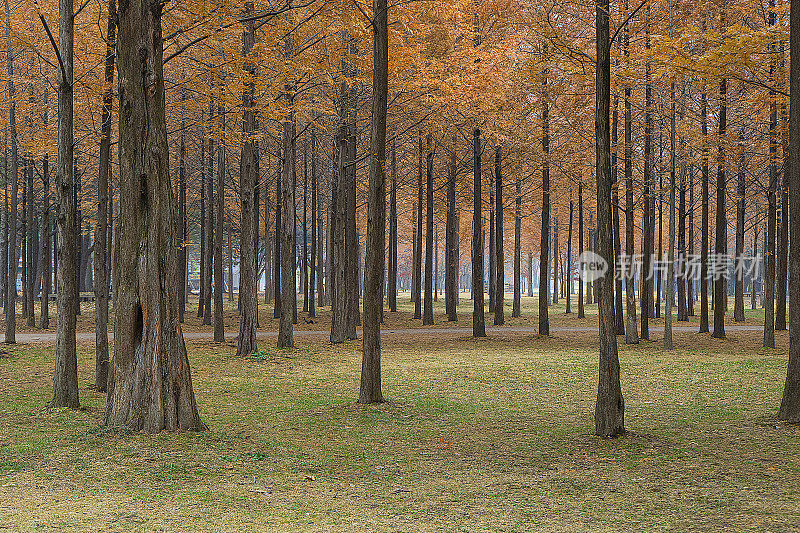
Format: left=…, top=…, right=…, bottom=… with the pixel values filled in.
left=576, top=253, right=762, bottom=283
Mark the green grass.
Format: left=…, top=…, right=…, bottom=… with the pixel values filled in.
left=0, top=327, right=797, bottom=531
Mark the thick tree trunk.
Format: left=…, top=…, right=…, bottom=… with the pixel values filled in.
left=595, top=0, right=624, bottom=436
left=360, top=0, right=388, bottom=403
left=104, top=0, right=203, bottom=431
left=423, top=135, right=434, bottom=325
left=51, top=0, right=78, bottom=407
left=472, top=128, right=485, bottom=337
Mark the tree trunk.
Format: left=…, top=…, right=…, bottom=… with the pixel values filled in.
left=92, top=0, right=115, bottom=390
left=734, top=136, right=746, bottom=322
left=387, top=138, right=397, bottom=312
left=26, top=160, right=34, bottom=325
left=278, top=115, right=295, bottom=347
left=202, top=97, right=214, bottom=326
left=700, top=87, right=710, bottom=332
left=665, top=83, right=677, bottom=349
left=688, top=165, right=695, bottom=316
left=237, top=2, right=258, bottom=355
left=777, top=0, right=799, bottom=420
left=552, top=219, right=558, bottom=304
left=446, top=140, right=457, bottom=321
left=3, top=0, right=18, bottom=344
left=595, top=0, right=624, bottom=436
left=494, top=146, right=504, bottom=325
left=489, top=172, right=496, bottom=314
left=513, top=175, right=521, bottom=317
left=104, top=0, right=203, bottom=431
left=198, top=136, right=206, bottom=317
left=414, top=136, right=423, bottom=319
left=578, top=182, right=585, bottom=319
left=612, top=96, right=624, bottom=334
left=641, top=11, right=653, bottom=339
left=178, top=88, right=187, bottom=323
left=302, top=141, right=309, bottom=312
left=712, top=70, right=727, bottom=340
left=214, top=106, right=225, bottom=342
left=51, top=0, right=78, bottom=407
left=539, top=50, right=550, bottom=336
left=566, top=197, right=573, bottom=314
left=472, top=128, right=486, bottom=337
left=360, top=0, right=388, bottom=403
left=765, top=5, right=778, bottom=346
left=274, top=148, right=282, bottom=318
left=39, top=152, right=50, bottom=330
left=624, top=57, right=638, bottom=342
left=309, top=125, right=317, bottom=318
left=423, top=135, right=434, bottom=325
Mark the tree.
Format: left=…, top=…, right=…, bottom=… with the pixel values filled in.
left=50, top=0, right=78, bottom=408
left=104, top=0, right=204, bottom=431
left=494, top=146, right=504, bottom=325
left=237, top=2, right=258, bottom=356
left=360, top=0, right=388, bottom=404
left=539, top=46, right=550, bottom=337
left=472, top=128, right=485, bottom=337
left=4, top=0, right=18, bottom=346
left=777, top=0, right=799, bottom=422
left=423, top=134, right=434, bottom=325
left=93, top=0, right=116, bottom=391
left=595, top=0, right=624, bottom=437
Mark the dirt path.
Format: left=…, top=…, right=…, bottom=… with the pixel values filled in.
left=1, top=324, right=765, bottom=344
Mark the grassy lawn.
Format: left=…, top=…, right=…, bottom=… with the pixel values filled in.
left=1, top=327, right=798, bottom=531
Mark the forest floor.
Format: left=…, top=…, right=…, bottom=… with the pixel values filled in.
left=1, top=311, right=798, bottom=531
